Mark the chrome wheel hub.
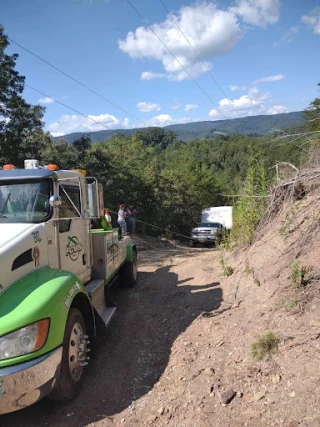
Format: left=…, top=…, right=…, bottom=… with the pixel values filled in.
left=68, top=322, right=89, bottom=382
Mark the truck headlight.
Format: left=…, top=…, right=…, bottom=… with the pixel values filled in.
left=0, top=319, right=50, bottom=361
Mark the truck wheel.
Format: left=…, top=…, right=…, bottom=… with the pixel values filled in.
left=120, top=249, right=138, bottom=287
left=189, top=240, right=195, bottom=247
left=48, top=308, right=89, bottom=401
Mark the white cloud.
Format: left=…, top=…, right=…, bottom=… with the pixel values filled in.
left=267, top=105, right=288, bottom=114
left=119, top=3, right=242, bottom=81
left=145, top=114, right=174, bottom=127
left=47, top=113, right=130, bottom=136
left=39, top=97, right=54, bottom=104
left=137, top=102, right=161, bottom=113
left=50, top=132, right=65, bottom=138
left=230, top=85, right=246, bottom=92
left=0, top=116, right=10, bottom=125
left=230, top=0, right=281, bottom=27
left=209, top=87, right=289, bottom=120
left=141, top=71, right=165, bottom=80
left=302, top=7, right=320, bottom=35
left=145, top=114, right=192, bottom=127
left=170, top=98, right=181, bottom=110
left=252, top=74, right=285, bottom=84
left=247, top=87, right=269, bottom=100
left=273, top=26, right=299, bottom=47
left=184, top=104, right=198, bottom=111
left=119, top=1, right=281, bottom=81
left=209, top=87, right=270, bottom=119
left=48, top=121, right=60, bottom=131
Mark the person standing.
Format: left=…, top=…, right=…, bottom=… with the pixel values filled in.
left=101, top=208, right=112, bottom=230
left=117, top=204, right=127, bottom=236
left=104, top=208, right=112, bottom=228
left=126, top=204, right=137, bottom=235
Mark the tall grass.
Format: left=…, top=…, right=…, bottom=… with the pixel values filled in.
left=231, top=153, right=268, bottom=245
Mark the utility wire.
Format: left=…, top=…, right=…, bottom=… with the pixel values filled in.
left=8, top=37, right=149, bottom=128
left=158, top=0, right=241, bottom=118
left=126, top=0, right=229, bottom=120
left=108, top=209, right=198, bottom=242
left=26, top=84, right=122, bottom=134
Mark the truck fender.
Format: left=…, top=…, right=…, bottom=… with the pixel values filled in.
left=0, top=266, right=93, bottom=369
left=125, top=242, right=137, bottom=262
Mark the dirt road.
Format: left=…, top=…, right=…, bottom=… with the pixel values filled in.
left=2, top=245, right=222, bottom=427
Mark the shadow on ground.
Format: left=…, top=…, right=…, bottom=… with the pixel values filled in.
left=2, top=261, right=222, bottom=427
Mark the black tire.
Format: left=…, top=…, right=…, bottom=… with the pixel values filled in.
left=189, top=240, right=195, bottom=247
left=120, top=249, right=138, bottom=287
left=48, top=308, right=88, bottom=401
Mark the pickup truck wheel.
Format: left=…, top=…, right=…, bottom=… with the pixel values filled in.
left=120, top=249, right=138, bottom=287
left=189, top=240, right=195, bottom=247
left=48, top=308, right=88, bottom=401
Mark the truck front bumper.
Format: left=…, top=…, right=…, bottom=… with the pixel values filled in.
left=191, top=235, right=215, bottom=243
left=0, top=347, right=62, bottom=415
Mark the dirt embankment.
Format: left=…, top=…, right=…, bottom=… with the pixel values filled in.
left=2, top=184, right=320, bottom=427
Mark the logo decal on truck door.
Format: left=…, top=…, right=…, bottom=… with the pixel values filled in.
left=32, top=231, right=42, bottom=243
left=66, top=236, right=83, bottom=261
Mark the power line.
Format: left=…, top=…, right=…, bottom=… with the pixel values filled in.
left=126, top=0, right=229, bottom=120
left=158, top=0, right=241, bottom=118
left=8, top=37, right=150, bottom=128
left=107, top=209, right=198, bottom=242
left=26, top=84, right=122, bottom=135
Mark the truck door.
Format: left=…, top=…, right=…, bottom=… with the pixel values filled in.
left=58, top=182, right=91, bottom=284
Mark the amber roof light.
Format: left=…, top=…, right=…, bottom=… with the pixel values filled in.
left=3, top=164, right=15, bottom=170
left=47, top=164, right=58, bottom=171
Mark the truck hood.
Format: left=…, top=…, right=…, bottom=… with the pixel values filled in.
left=0, top=223, right=49, bottom=296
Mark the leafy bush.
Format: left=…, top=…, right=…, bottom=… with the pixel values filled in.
left=231, top=152, right=268, bottom=245
left=251, top=332, right=279, bottom=360
left=220, top=257, right=234, bottom=276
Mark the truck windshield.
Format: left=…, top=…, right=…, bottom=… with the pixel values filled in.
left=200, top=222, right=221, bottom=228
left=0, top=179, right=51, bottom=223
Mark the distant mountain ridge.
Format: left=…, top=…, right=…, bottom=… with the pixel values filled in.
left=52, top=111, right=305, bottom=144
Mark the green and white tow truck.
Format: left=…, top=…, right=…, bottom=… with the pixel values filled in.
left=0, top=159, right=138, bottom=414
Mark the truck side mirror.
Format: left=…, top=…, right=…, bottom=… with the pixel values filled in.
left=49, top=195, right=62, bottom=208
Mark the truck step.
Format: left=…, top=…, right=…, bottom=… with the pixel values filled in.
left=86, top=279, right=104, bottom=297
left=85, top=279, right=117, bottom=327
left=101, top=307, right=117, bottom=327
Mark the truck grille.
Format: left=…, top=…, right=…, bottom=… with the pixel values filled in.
left=193, top=230, right=211, bottom=235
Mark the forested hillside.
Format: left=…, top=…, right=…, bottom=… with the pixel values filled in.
left=53, top=111, right=305, bottom=144
left=17, top=129, right=305, bottom=237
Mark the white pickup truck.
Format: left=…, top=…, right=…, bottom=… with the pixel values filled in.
left=190, top=206, right=233, bottom=246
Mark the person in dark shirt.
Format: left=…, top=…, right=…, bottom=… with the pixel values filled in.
left=126, top=204, right=136, bottom=235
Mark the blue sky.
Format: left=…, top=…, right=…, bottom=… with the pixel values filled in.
left=1, top=0, right=320, bottom=136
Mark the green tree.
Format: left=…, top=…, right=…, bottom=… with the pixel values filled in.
left=231, top=152, right=268, bottom=244
left=0, top=25, right=45, bottom=166
left=72, top=135, right=91, bottom=168
left=40, top=139, right=78, bottom=170
left=304, top=83, right=320, bottom=131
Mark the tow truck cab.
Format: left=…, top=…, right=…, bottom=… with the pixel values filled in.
left=0, top=160, right=137, bottom=414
